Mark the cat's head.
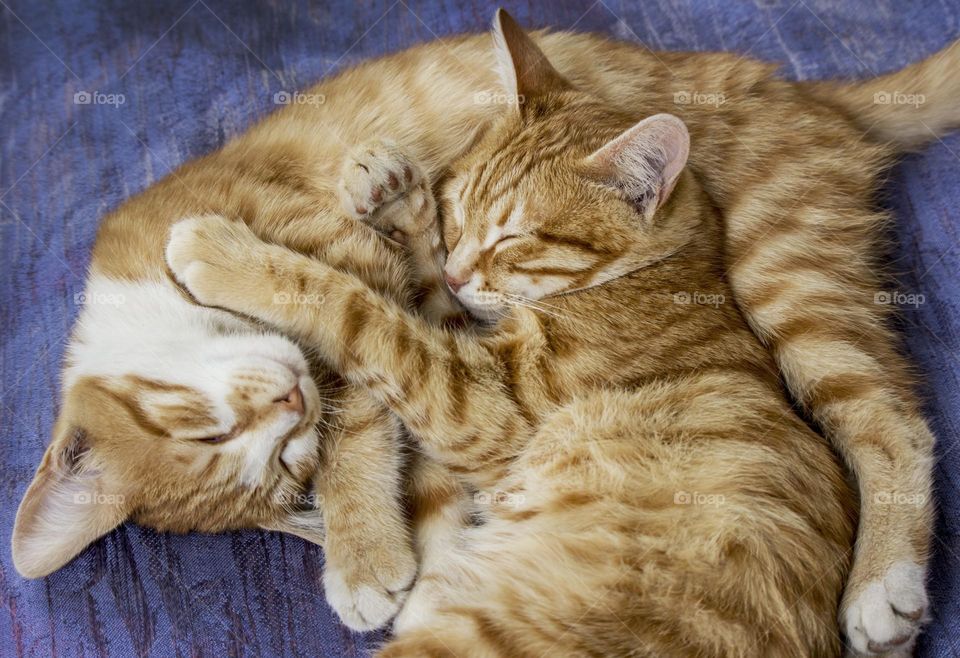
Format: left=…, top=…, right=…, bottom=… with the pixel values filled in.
left=440, top=10, right=700, bottom=321
left=12, top=277, right=325, bottom=578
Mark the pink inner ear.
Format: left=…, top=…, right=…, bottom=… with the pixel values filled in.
left=585, top=113, right=691, bottom=213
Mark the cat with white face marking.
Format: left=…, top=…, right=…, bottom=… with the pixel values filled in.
left=11, top=145, right=444, bottom=630
left=163, top=79, right=860, bottom=657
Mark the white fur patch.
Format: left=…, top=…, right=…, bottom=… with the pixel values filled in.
left=67, top=273, right=318, bottom=487
left=323, top=564, right=409, bottom=632
left=844, top=560, right=928, bottom=655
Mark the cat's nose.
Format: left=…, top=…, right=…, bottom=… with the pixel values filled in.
left=275, top=384, right=304, bottom=414
left=444, top=272, right=468, bottom=293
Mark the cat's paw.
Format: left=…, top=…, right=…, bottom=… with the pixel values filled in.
left=338, top=139, right=421, bottom=223
left=843, top=561, right=928, bottom=655
left=323, top=550, right=418, bottom=632
left=375, top=178, right=438, bottom=238
left=165, top=215, right=265, bottom=309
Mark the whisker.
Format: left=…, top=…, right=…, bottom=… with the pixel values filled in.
left=501, top=293, right=566, bottom=320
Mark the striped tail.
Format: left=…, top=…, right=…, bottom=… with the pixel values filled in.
left=802, top=39, right=960, bottom=149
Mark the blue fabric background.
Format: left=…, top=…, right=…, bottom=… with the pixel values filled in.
left=1, top=1, right=957, bottom=655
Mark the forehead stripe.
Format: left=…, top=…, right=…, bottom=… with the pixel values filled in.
left=88, top=379, right=172, bottom=439
left=533, top=230, right=611, bottom=255
left=460, top=159, right=488, bottom=205
left=494, top=205, right=513, bottom=227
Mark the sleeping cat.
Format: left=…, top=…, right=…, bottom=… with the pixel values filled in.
left=164, top=31, right=860, bottom=656
left=16, top=9, right=956, bottom=651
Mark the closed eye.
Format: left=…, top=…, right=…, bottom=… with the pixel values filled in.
left=192, top=431, right=236, bottom=445
left=495, top=235, right=523, bottom=249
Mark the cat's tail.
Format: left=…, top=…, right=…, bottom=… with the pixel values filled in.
left=801, top=39, right=960, bottom=150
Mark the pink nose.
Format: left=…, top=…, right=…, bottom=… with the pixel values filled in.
left=275, top=384, right=304, bottom=414
left=444, top=272, right=469, bottom=293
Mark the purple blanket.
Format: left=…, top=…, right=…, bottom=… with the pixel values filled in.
left=1, top=1, right=957, bottom=655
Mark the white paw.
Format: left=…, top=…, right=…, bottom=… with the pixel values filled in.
left=165, top=216, right=207, bottom=282
left=323, top=559, right=417, bottom=632
left=164, top=215, right=265, bottom=307
left=844, top=561, right=928, bottom=655
left=338, top=139, right=420, bottom=222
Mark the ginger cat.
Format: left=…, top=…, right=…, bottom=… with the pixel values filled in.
left=19, top=9, right=957, bottom=653
left=168, top=106, right=861, bottom=655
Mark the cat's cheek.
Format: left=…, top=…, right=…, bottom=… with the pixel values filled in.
left=511, top=274, right=568, bottom=301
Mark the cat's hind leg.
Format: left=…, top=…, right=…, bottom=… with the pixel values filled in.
left=393, top=452, right=471, bottom=635
left=724, top=200, right=933, bottom=656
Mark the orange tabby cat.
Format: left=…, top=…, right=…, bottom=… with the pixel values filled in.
left=164, top=53, right=863, bottom=658
left=18, top=10, right=957, bottom=652
left=166, top=14, right=957, bottom=654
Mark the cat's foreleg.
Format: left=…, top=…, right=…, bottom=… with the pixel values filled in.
left=393, top=452, right=471, bottom=634
left=165, top=214, right=537, bottom=482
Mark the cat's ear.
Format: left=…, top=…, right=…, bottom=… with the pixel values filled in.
left=581, top=113, right=690, bottom=223
left=12, top=416, right=129, bottom=578
left=491, top=8, right=570, bottom=110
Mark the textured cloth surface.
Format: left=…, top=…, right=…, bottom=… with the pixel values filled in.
left=1, top=1, right=958, bottom=656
